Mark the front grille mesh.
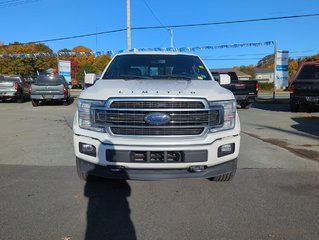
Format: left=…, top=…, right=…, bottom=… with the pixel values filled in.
left=93, top=99, right=222, bottom=136
left=111, top=127, right=204, bottom=136
left=110, top=101, right=204, bottom=109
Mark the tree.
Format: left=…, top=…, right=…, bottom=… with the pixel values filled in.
left=236, top=65, right=256, bottom=79
left=71, top=45, right=94, bottom=66
left=288, top=59, right=299, bottom=76
left=93, top=54, right=111, bottom=73
left=0, top=42, right=56, bottom=76
left=76, top=62, right=97, bottom=83
left=303, top=54, right=319, bottom=62
left=57, top=46, right=93, bottom=83
left=257, top=54, right=275, bottom=68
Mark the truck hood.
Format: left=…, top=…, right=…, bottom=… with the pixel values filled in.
left=80, top=79, right=234, bottom=101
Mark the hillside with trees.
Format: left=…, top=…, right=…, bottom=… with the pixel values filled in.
left=237, top=53, right=319, bottom=82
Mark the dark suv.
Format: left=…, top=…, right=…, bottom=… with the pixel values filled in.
left=290, top=61, right=319, bottom=112
left=0, top=74, right=30, bottom=103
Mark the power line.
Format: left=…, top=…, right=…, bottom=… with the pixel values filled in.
left=131, top=13, right=319, bottom=30
left=33, top=28, right=127, bottom=43
left=0, top=0, right=41, bottom=8
left=142, top=0, right=165, bottom=26
left=142, top=0, right=172, bottom=47
left=2, top=13, right=319, bottom=45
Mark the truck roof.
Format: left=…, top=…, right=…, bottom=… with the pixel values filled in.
left=114, top=51, right=198, bottom=57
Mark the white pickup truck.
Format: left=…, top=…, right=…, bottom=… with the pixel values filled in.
left=73, top=52, right=240, bottom=181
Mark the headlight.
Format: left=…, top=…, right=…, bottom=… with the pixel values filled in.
left=209, top=100, right=236, bottom=132
left=78, top=99, right=105, bottom=132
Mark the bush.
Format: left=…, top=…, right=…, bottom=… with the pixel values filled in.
left=259, top=82, right=273, bottom=91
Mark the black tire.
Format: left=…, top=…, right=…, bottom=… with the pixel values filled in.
left=290, top=100, right=299, bottom=112
left=208, top=159, right=237, bottom=182
left=63, top=97, right=71, bottom=106
left=31, top=99, right=39, bottom=107
left=76, top=158, right=89, bottom=181
left=240, top=102, right=252, bottom=109
left=16, top=94, right=24, bottom=103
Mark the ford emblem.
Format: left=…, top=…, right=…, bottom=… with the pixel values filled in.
left=144, top=112, right=171, bottom=125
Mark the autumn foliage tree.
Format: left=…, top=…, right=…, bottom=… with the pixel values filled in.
left=0, top=42, right=111, bottom=83
left=56, top=45, right=98, bottom=83
left=235, top=65, right=256, bottom=78
left=257, top=54, right=275, bottom=68
left=0, top=42, right=56, bottom=76
left=77, top=62, right=97, bottom=83
left=93, top=54, right=111, bottom=73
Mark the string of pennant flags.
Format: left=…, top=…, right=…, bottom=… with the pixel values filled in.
left=0, top=41, right=274, bottom=58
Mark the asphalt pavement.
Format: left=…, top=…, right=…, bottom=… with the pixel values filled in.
left=0, top=99, right=319, bottom=240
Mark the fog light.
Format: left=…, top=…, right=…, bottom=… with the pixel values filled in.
left=79, top=142, right=96, bottom=157
left=218, top=143, right=235, bottom=157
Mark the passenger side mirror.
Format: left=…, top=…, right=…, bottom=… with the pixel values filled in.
left=219, top=74, right=231, bottom=85
left=84, top=73, right=97, bottom=85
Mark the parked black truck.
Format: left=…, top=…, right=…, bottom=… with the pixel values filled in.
left=210, top=70, right=259, bottom=109
left=290, top=61, right=319, bottom=112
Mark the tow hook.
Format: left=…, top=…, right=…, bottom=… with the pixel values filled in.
left=188, top=166, right=206, bottom=173
left=109, top=166, right=125, bottom=172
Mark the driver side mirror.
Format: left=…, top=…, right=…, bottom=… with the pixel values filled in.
left=219, top=74, right=231, bottom=85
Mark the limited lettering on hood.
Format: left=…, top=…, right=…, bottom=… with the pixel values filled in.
left=118, top=90, right=196, bottom=94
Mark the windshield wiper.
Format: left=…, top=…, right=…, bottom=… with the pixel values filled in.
left=105, top=75, right=151, bottom=80
left=153, top=74, right=193, bottom=80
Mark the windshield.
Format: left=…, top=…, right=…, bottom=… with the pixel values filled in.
left=35, top=75, right=65, bottom=84
left=0, top=76, right=20, bottom=82
left=297, top=64, right=319, bottom=80
left=102, top=54, right=212, bottom=80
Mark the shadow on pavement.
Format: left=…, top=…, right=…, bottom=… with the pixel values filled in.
left=291, top=116, right=319, bottom=138
left=84, top=176, right=136, bottom=240
left=252, top=101, right=319, bottom=113
left=252, top=101, right=291, bottom=112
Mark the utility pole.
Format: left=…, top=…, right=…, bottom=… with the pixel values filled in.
left=96, top=24, right=98, bottom=53
left=57, top=51, right=60, bottom=75
left=127, top=0, right=131, bottom=50
left=168, top=28, right=174, bottom=48
left=273, top=40, right=278, bottom=102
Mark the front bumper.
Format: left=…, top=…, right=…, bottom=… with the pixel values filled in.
left=77, top=157, right=237, bottom=180
left=74, top=132, right=240, bottom=173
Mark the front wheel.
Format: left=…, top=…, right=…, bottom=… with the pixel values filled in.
left=76, top=158, right=89, bottom=181
left=240, top=102, right=252, bottom=109
left=63, top=97, right=71, bottom=106
left=16, top=94, right=24, bottom=103
left=290, top=100, right=299, bottom=112
left=208, top=159, right=237, bottom=182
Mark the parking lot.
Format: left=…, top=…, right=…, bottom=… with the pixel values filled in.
left=1, top=99, right=319, bottom=240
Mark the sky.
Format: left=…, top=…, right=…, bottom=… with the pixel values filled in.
left=1, top=0, right=319, bottom=68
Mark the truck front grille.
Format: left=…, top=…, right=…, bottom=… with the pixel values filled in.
left=110, top=101, right=205, bottom=109
left=93, top=99, right=223, bottom=136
